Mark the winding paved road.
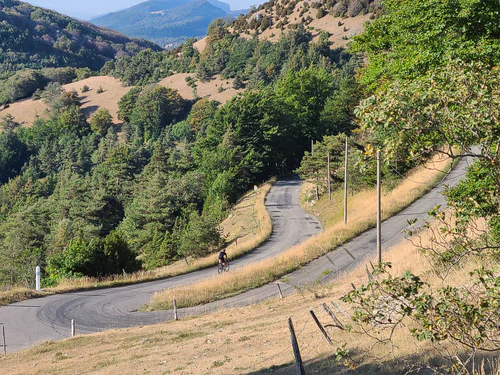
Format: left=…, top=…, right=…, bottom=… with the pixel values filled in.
left=0, top=178, right=322, bottom=353
left=0, top=156, right=472, bottom=353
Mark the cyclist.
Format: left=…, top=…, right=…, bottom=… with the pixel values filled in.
left=218, top=249, right=228, bottom=268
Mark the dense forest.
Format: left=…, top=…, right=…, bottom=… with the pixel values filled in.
left=0, top=18, right=370, bottom=289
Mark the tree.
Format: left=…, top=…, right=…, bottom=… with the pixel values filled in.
left=0, top=114, right=20, bottom=132
left=89, top=108, right=113, bottom=136
left=352, top=0, right=500, bottom=88
left=296, top=135, right=346, bottom=200
left=186, top=98, right=219, bottom=135
left=46, top=231, right=140, bottom=280
left=128, top=85, right=185, bottom=142
left=117, top=87, right=142, bottom=123
left=0, top=130, right=29, bottom=185
left=0, top=70, right=47, bottom=104
left=275, top=66, right=335, bottom=145
left=342, top=1, right=500, bottom=368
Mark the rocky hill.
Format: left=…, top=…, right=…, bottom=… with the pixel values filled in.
left=0, top=0, right=161, bottom=77
left=231, top=0, right=382, bottom=48
left=91, top=0, right=236, bottom=47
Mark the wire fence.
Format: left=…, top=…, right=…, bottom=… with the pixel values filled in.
left=238, top=299, right=349, bottom=375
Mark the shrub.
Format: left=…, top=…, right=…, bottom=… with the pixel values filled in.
left=46, top=232, right=141, bottom=281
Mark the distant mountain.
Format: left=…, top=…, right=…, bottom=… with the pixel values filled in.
left=91, top=0, right=234, bottom=47
left=0, top=0, right=161, bottom=75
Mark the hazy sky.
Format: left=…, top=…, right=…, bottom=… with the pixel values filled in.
left=27, top=0, right=258, bottom=19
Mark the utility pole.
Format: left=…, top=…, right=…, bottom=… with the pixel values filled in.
left=377, top=150, right=382, bottom=264
left=344, top=135, right=348, bottom=224
left=327, top=152, right=331, bottom=200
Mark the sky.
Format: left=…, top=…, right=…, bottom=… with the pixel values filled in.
left=27, top=0, right=258, bottom=20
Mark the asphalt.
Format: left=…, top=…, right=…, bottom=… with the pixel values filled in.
left=0, top=177, right=322, bottom=353
left=0, top=156, right=472, bottom=353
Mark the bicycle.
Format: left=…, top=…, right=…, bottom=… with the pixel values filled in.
left=217, top=260, right=230, bottom=274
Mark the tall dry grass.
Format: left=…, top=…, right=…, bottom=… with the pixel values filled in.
left=148, top=153, right=454, bottom=310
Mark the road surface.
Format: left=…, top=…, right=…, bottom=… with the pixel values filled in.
left=0, top=156, right=472, bottom=353
left=0, top=178, right=322, bottom=352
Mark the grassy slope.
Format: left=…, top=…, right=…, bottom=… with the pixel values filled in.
left=0, top=6, right=373, bottom=127
left=0, top=74, right=242, bottom=129
left=2, top=157, right=477, bottom=375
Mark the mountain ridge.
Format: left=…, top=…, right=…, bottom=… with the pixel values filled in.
left=0, top=0, right=162, bottom=75
left=91, top=0, right=241, bottom=47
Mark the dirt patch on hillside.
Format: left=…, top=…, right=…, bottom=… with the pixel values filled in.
left=193, top=37, right=207, bottom=52
left=0, top=76, right=131, bottom=127
left=159, top=73, right=241, bottom=104
left=256, top=8, right=372, bottom=47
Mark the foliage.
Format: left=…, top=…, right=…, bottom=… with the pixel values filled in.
left=46, top=231, right=141, bottom=281
left=344, top=1, right=500, bottom=371
left=0, top=70, right=47, bottom=104
left=0, top=130, right=29, bottom=185
left=352, top=0, right=500, bottom=89
left=0, top=0, right=160, bottom=80
left=342, top=263, right=500, bottom=371
left=296, top=134, right=349, bottom=199
left=127, top=85, right=186, bottom=142
left=89, top=108, right=114, bottom=137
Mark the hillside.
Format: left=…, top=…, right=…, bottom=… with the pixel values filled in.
left=0, top=73, right=241, bottom=128
left=0, top=76, right=133, bottom=126
left=0, top=0, right=161, bottom=77
left=231, top=0, right=382, bottom=47
left=91, top=0, right=233, bottom=47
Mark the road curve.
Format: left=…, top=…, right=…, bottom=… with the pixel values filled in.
left=173, top=155, right=473, bottom=318
left=0, top=178, right=322, bottom=353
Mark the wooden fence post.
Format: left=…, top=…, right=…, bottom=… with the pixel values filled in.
left=2, top=325, right=6, bottom=354
left=322, top=303, right=344, bottom=330
left=277, top=283, right=284, bottom=299
left=288, top=317, right=306, bottom=375
left=309, top=309, right=332, bottom=346
left=330, top=301, right=350, bottom=319
left=71, top=319, right=75, bottom=337
left=173, top=299, right=178, bottom=321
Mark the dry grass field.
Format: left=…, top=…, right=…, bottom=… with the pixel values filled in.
left=0, top=76, right=132, bottom=128
left=256, top=11, right=372, bottom=48
left=0, top=73, right=241, bottom=132
left=159, top=73, right=242, bottom=103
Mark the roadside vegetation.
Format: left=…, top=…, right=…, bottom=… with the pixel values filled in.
left=147, top=152, right=452, bottom=310
left=0, top=182, right=272, bottom=306
left=2, top=213, right=487, bottom=375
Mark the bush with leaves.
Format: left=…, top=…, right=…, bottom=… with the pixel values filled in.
left=46, top=232, right=140, bottom=282
left=341, top=262, right=500, bottom=372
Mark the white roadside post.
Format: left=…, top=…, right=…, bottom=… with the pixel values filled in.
left=35, top=266, right=41, bottom=291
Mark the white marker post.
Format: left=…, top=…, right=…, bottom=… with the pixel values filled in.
left=35, top=266, right=41, bottom=291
